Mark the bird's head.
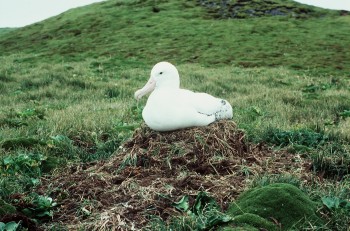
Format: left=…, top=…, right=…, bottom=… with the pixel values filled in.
left=134, top=61, right=180, bottom=100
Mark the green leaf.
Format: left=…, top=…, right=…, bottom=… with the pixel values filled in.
left=81, top=207, right=91, bottom=216
left=4, top=221, right=19, bottom=231
left=3, top=156, right=13, bottom=165
left=339, top=110, right=350, bottom=118
left=50, top=135, right=71, bottom=143
left=251, top=106, right=263, bottom=116
left=344, top=201, right=350, bottom=213
left=36, top=196, right=53, bottom=208
left=322, top=196, right=350, bottom=215
left=205, top=212, right=233, bottom=228
left=17, top=108, right=36, bottom=118
left=172, top=195, right=190, bottom=212
left=322, top=196, right=340, bottom=209
left=192, top=191, right=218, bottom=215
left=36, top=210, right=53, bottom=218
left=302, top=84, right=318, bottom=93
left=22, top=208, right=33, bottom=217
left=339, top=199, right=350, bottom=213
left=30, top=178, right=40, bottom=186
left=114, top=123, right=137, bottom=131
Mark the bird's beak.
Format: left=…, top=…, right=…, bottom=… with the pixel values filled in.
left=134, top=76, right=156, bottom=100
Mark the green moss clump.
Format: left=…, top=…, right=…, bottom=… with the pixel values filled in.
left=219, top=213, right=277, bottom=230
left=0, top=199, right=16, bottom=215
left=234, top=213, right=278, bottom=230
left=219, top=225, right=258, bottom=231
left=227, top=183, right=320, bottom=229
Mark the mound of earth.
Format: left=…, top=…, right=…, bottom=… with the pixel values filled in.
left=35, top=120, right=311, bottom=230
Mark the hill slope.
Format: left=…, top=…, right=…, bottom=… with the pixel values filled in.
left=0, top=0, right=349, bottom=74
left=0, top=28, right=16, bottom=37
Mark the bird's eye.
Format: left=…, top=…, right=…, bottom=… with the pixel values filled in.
left=159, top=72, right=163, bottom=75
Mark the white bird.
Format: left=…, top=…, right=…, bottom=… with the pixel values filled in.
left=134, top=61, right=233, bottom=131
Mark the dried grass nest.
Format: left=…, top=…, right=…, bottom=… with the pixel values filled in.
left=37, top=120, right=310, bottom=230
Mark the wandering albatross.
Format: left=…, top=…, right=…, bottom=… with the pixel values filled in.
left=134, top=61, right=233, bottom=131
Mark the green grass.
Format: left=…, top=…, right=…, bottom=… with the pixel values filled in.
left=0, top=28, right=16, bottom=37
left=0, top=0, right=350, bottom=230
left=1, top=54, right=349, bottom=230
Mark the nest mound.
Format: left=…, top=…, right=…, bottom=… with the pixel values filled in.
left=106, top=120, right=248, bottom=175
left=37, top=120, right=310, bottom=230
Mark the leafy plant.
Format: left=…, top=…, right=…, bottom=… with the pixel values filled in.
left=322, top=196, right=350, bottom=212
left=16, top=108, right=45, bottom=120
left=339, top=110, right=350, bottom=119
left=22, top=194, right=57, bottom=219
left=1, top=153, right=46, bottom=178
left=171, top=192, right=232, bottom=230
left=0, top=221, right=20, bottom=231
left=320, top=196, right=350, bottom=230
left=172, top=195, right=190, bottom=212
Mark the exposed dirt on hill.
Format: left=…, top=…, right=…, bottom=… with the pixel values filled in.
left=197, top=0, right=346, bottom=19
left=36, top=120, right=312, bottom=230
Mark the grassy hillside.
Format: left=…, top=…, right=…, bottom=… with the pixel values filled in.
left=0, top=0, right=350, bottom=230
left=0, top=28, right=16, bottom=37
left=0, top=0, right=349, bottom=75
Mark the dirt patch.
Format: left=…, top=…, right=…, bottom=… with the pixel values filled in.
left=197, top=0, right=318, bottom=19
left=36, top=120, right=311, bottom=230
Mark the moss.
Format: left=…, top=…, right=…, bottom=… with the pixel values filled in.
left=219, top=213, right=277, bottom=230
left=0, top=199, right=16, bottom=215
left=227, top=183, right=320, bottom=229
left=234, top=213, right=278, bottom=230
left=219, top=225, right=258, bottom=231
